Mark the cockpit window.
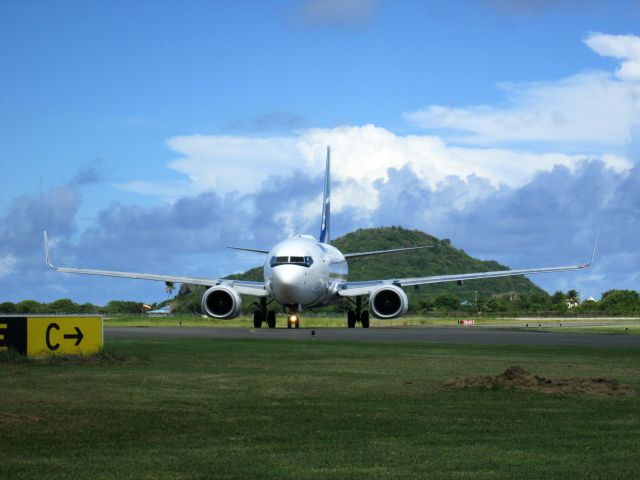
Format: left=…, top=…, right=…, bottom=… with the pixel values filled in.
left=269, top=256, right=314, bottom=268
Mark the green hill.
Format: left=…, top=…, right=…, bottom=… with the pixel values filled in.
left=174, top=226, right=548, bottom=313
left=214, top=226, right=547, bottom=309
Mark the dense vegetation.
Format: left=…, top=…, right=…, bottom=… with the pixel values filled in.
left=0, top=299, right=152, bottom=316
left=2, top=289, right=639, bottom=317
left=2, top=227, right=638, bottom=317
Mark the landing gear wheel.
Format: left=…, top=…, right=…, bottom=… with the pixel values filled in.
left=253, top=311, right=264, bottom=328
left=360, top=310, right=370, bottom=328
left=347, top=310, right=356, bottom=328
left=267, top=311, right=276, bottom=328
left=287, top=317, right=300, bottom=328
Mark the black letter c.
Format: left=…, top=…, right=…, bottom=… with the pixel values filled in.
left=46, top=323, right=60, bottom=351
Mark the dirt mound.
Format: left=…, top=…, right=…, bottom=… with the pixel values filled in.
left=446, top=366, right=635, bottom=397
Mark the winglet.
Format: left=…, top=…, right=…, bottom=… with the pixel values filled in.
left=580, top=229, right=599, bottom=268
left=319, top=146, right=331, bottom=244
left=590, top=228, right=599, bottom=265
left=43, top=230, right=55, bottom=269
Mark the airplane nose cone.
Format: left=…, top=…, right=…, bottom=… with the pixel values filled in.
left=274, top=265, right=304, bottom=286
left=271, top=265, right=309, bottom=304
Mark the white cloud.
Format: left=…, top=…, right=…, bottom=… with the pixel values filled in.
left=0, top=254, right=17, bottom=277
left=584, top=32, right=640, bottom=81
left=406, top=72, right=637, bottom=148
left=406, top=34, right=640, bottom=149
left=166, top=135, right=302, bottom=194
left=153, top=125, right=632, bottom=221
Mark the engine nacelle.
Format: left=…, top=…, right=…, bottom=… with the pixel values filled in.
left=201, top=285, right=242, bottom=319
left=369, top=285, right=409, bottom=319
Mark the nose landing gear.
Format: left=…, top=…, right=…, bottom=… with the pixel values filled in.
left=287, top=314, right=300, bottom=329
left=285, top=304, right=301, bottom=329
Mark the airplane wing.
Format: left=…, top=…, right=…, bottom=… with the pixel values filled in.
left=44, top=232, right=268, bottom=297
left=339, top=235, right=598, bottom=297
left=343, top=246, right=433, bottom=259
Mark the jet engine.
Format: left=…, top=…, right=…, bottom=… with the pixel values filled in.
left=369, top=285, right=409, bottom=319
left=201, top=285, right=242, bottom=319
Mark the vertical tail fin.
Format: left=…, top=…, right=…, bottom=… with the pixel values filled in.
left=319, top=146, right=331, bottom=244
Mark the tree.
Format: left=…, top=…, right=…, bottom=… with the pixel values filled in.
left=550, top=291, right=567, bottom=305
left=165, top=282, right=176, bottom=298
left=433, top=294, right=460, bottom=311
left=78, top=303, right=98, bottom=314
left=106, top=300, right=144, bottom=314
left=599, top=290, right=640, bottom=315
left=0, top=302, right=16, bottom=314
left=47, top=298, right=80, bottom=314
left=15, top=300, right=44, bottom=314
left=567, top=290, right=579, bottom=303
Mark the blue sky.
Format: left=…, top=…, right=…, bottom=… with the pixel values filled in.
left=1, top=0, right=639, bottom=304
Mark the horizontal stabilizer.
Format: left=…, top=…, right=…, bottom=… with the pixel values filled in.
left=228, top=246, right=270, bottom=254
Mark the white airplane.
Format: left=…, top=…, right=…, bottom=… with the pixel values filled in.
left=44, top=147, right=597, bottom=328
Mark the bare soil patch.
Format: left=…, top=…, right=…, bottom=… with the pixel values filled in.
left=446, top=366, right=635, bottom=397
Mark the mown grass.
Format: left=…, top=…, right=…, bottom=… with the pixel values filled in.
left=105, top=314, right=640, bottom=335
left=104, top=314, right=466, bottom=328
left=1, top=338, right=639, bottom=479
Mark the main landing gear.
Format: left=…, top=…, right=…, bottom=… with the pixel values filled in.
left=253, top=298, right=277, bottom=328
left=347, top=310, right=370, bottom=328
left=347, top=296, right=370, bottom=328
left=253, top=310, right=277, bottom=328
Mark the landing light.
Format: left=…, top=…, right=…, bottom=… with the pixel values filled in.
left=288, top=315, right=299, bottom=323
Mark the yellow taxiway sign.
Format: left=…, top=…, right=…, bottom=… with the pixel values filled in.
left=0, top=316, right=102, bottom=357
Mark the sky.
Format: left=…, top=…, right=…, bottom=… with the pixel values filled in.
left=1, top=0, right=639, bottom=304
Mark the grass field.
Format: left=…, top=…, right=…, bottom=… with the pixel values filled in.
left=104, top=314, right=465, bottom=328
left=105, top=314, right=640, bottom=331
left=2, top=338, right=639, bottom=479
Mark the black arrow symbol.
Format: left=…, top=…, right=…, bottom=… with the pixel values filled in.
left=64, top=327, right=84, bottom=346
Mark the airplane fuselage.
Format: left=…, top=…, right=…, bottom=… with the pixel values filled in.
left=264, top=235, right=347, bottom=309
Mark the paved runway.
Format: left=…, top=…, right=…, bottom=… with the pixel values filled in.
left=106, top=326, right=640, bottom=348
